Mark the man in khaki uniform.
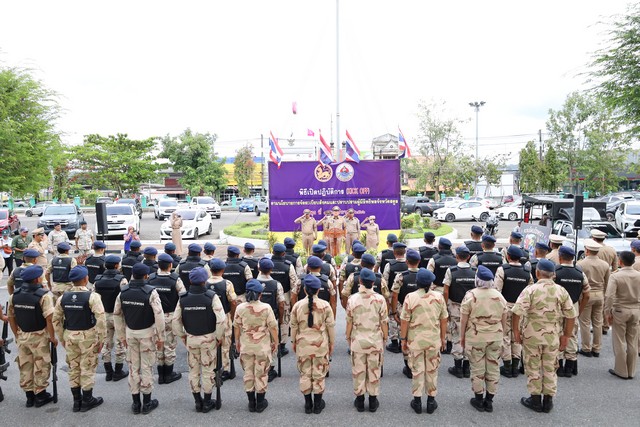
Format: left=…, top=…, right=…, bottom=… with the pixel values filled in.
left=295, top=209, right=318, bottom=255
left=577, top=239, right=610, bottom=357
left=46, top=242, right=78, bottom=302
left=344, top=208, right=361, bottom=253
left=74, top=221, right=94, bottom=256
left=591, top=228, right=618, bottom=335
left=48, top=222, right=70, bottom=253
left=319, top=206, right=346, bottom=256
left=546, top=235, right=564, bottom=264
left=28, top=228, right=49, bottom=267
left=605, top=251, right=640, bottom=379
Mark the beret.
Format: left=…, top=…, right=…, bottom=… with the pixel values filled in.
left=352, top=243, right=366, bottom=253
left=471, top=225, right=483, bottom=234
left=507, top=245, right=524, bottom=259
left=511, top=231, right=523, bottom=239
left=164, top=242, right=176, bottom=251
left=392, top=242, right=407, bottom=249
left=537, top=259, right=555, bottom=272
left=424, top=231, right=435, bottom=239
left=312, top=244, right=326, bottom=254
left=143, top=246, right=158, bottom=255
left=306, top=256, right=323, bottom=268
left=105, top=255, right=121, bottom=264
left=272, top=243, right=286, bottom=253
left=558, top=246, right=575, bottom=257
left=69, top=266, right=88, bottom=282
left=246, top=279, right=264, bottom=293
left=352, top=240, right=362, bottom=248
left=188, top=243, right=202, bottom=253
left=189, top=267, right=209, bottom=285
left=132, top=263, right=150, bottom=276
left=209, top=258, right=226, bottom=270
left=244, top=242, right=255, bottom=250
left=318, top=239, right=328, bottom=246
left=204, top=242, right=217, bottom=251
left=23, top=249, right=41, bottom=258
left=438, top=237, right=452, bottom=247
left=476, top=265, right=494, bottom=281
left=93, top=241, right=106, bottom=249
left=386, top=233, right=398, bottom=243
left=259, top=258, right=274, bottom=270
left=359, top=268, right=376, bottom=283
left=53, top=222, right=60, bottom=226
left=416, top=269, right=436, bottom=286
left=304, top=274, right=321, bottom=290
left=535, top=242, right=551, bottom=252
left=130, top=240, right=142, bottom=249
left=456, top=245, right=470, bottom=255
left=284, top=237, right=296, bottom=246
left=57, top=242, right=70, bottom=251
left=361, top=254, right=376, bottom=265
left=406, top=249, right=421, bottom=261
left=158, top=253, right=173, bottom=263
left=20, top=265, right=44, bottom=282
left=482, top=235, right=496, bottom=243
left=631, top=240, right=640, bottom=251
left=227, top=246, right=241, bottom=255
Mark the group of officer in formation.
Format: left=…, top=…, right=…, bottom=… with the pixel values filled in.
left=1, top=221, right=639, bottom=417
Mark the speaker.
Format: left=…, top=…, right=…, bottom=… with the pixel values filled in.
left=573, top=195, right=584, bottom=230
left=96, top=202, right=108, bottom=238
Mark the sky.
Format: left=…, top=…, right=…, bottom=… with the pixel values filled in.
left=0, top=0, right=632, bottom=161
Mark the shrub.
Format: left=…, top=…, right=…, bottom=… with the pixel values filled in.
left=401, top=216, right=414, bottom=229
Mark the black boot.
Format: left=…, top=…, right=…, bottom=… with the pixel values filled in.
left=462, top=360, right=471, bottom=378
left=305, top=394, right=314, bottom=414
left=0, top=387, right=3, bottom=403
left=369, top=395, right=379, bottom=412
left=112, top=363, right=129, bottom=382
left=442, top=341, right=452, bottom=354
left=410, top=396, right=422, bottom=414
left=426, top=396, right=438, bottom=414
left=313, top=393, right=325, bottom=414
left=131, top=393, right=141, bottom=414
left=521, top=395, right=542, bottom=412
left=104, top=363, right=114, bottom=382
left=542, top=395, right=554, bottom=413
left=142, top=393, right=159, bottom=414
left=511, top=358, right=520, bottom=378
left=470, top=393, right=484, bottom=412
left=202, top=392, right=216, bottom=413
left=484, top=393, right=494, bottom=413
left=403, top=359, right=412, bottom=378
left=519, top=359, right=525, bottom=375
left=25, top=391, right=35, bottom=408
left=268, top=366, right=277, bottom=382
left=256, top=392, right=268, bottom=413
left=572, top=359, right=578, bottom=376
left=221, top=371, right=231, bottom=381
left=193, top=392, right=203, bottom=412
left=71, top=387, right=82, bottom=412
left=157, top=366, right=165, bottom=384
left=164, top=364, right=182, bottom=384
left=564, top=360, right=573, bottom=378
left=247, top=391, right=256, bottom=412
left=448, top=359, right=463, bottom=378
left=556, top=359, right=565, bottom=377
left=386, top=339, right=401, bottom=353
left=80, top=389, right=103, bottom=413
left=278, top=343, right=289, bottom=357
left=34, top=390, right=54, bottom=408
left=353, top=394, right=365, bottom=412
left=500, top=360, right=513, bottom=378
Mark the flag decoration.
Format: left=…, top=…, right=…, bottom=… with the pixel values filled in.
left=398, top=127, right=412, bottom=158
left=345, top=130, right=361, bottom=163
left=318, top=131, right=335, bottom=165
left=307, top=129, right=315, bottom=137
left=269, top=131, right=284, bottom=168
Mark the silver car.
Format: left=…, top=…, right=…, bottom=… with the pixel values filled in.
left=25, top=201, right=55, bottom=217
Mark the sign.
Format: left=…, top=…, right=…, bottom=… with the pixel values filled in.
left=268, top=160, right=401, bottom=232
left=521, top=224, right=552, bottom=258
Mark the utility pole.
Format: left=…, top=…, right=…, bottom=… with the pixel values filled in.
left=335, top=0, right=341, bottom=159
left=538, top=129, right=543, bottom=161
left=469, top=101, right=486, bottom=196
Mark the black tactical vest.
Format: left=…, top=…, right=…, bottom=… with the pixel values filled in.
left=271, top=256, right=292, bottom=293
left=179, top=288, right=217, bottom=336
left=530, top=260, right=539, bottom=283
left=448, top=266, right=477, bottom=303
left=94, top=270, right=124, bottom=313
left=501, top=264, right=531, bottom=303
left=351, top=271, right=383, bottom=296
left=148, top=272, right=180, bottom=313
left=120, top=280, right=155, bottom=330
left=242, top=256, right=259, bottom=279
left=555, top=264, right=584, bottom=304
left=12, top=265, right=26, bottom=290
left=260, top=279, right=280, bottom=317
left=433, top=251, right=457, bottom=286
left=121, top=251, right=143, bottom=281
left=418, top=246, right=438, bottom=269
left=179, top=256, right=207, bottom=291
left=344, top=261, right=362, bottom=281
left=387, top=259, right=409, bottom=290
left=210, top=280, right=231, bottom=313
left=464, top=240, right=484, bottom=257
left=61, top=291, right=95, bottom=330
left=398, top=270, right=419, bottom=305
left=285, top=249, right=300, bottom=267
left=223, top=258, right=249, bottom=295
left=298, top=274, right=331, bottom=303
left=323, top=253, right=333, bottom=266
left=476, top=251, right=503, bottom=276
left=51, top=256, right=72, bottom=282
left=12, top=285, right=47, bottom=332
left=379, top=249, right=395, bottom=273
left=84, top=255, right=105, bottom=283
left=143, top=258, right=158, bottom=275
left=170, top=254, right=181, bottom=272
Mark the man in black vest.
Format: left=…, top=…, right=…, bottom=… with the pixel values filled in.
left=339, top=243, right=365, bottom=303
left=121, top=240, right=143, bottom=281
left=555, top=246, right=590, bottom=378
left=53, top=266, right=106, bottom=412
left=443, top=246, right=476, bottom=379
left=376, top=233, right=398, bottom=274
left=164, top=242, right=181, bottom=272
left=47, top=241, right=78, bottom=302
left=176, top=243, right=208, bottom=292
left=84, top=240, right=106, bottom=287
left=7, top=248, right=41, bottom=294
left=224, top=245, right=253, bottom=303
left=142, top=247, right=159, bottom=275
left=419, top=231, right=438, bottom=269
left=531, top=242, right=551, bottom=283
left=95, top=255, right=129, bottom=382
left=257, top=257, right=286, bottom=382
left=501, top=231, right=530, bottom=265
left=465, top=225, right=484, bottom=258
left=202, top=242, right=217, bottom=263
left=470, top=235, right=503, bottom=276
left=293, top=256, right=334, bottom=308
left=8, top=264, right=57, bottom=408
left=341, top=253, right=389, bottom=304
left=242, top=242, right=259, bottom=278
left=172, top=267, right=226, bottom=413
left=271, top=243, right=299, bottom=357
left=284, top=237, right=304, bottom=276
left=308, top=244, right=337, bottom=284
left=318, top=239, right=338, bottom=271
left=148, top=253, right=186, bottom=385
left=384, top=242, right=409, bottom=354
left=428, top=237, right=459, bottom=354
left=494, top=245, right=533, bottom=378
left=114, top=263, right=165, bottom=415
left=390, top=249, right=420, bottom=374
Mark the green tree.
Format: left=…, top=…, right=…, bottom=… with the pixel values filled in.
left=479, top=154, right=506, bottom=196
left=540, top=144, right=565, bottom=192
left=72, top=134, right=160, bottom=196
left=518, top=141, right=542, bottom=193
left=234, top=145, right=255, bottom=198
left=52, top=147, right=72, bottom=200
left=0, top=66, right=61, bottom=196
left=161, top=129, right=227, bottom=197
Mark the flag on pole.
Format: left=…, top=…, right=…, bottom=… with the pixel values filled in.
left=398, top=127, right=412, bottom=158
left=269, top=131, right=284, bottom=169
left=307, top=129, right=315, bottom=137
left=318, top=131, right=335, bottom=165
left=345, top=130, right=361, bottom=163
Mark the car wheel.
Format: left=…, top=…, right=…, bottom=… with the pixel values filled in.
left=606, top=212, right=614, bottom=222
left=207, top=223, right=212, bottom=235
left=479, top=212, right=489, bottom=222
left=445, top=213, right=455, bottom=222
left=508, top=212, right=518, bottom=221
left=26, top=211, right=33, bottom=217
left=415, top=208, right=423, bottom=216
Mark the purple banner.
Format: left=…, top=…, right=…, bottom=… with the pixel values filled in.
left=268, top=160, right=401, bottom=232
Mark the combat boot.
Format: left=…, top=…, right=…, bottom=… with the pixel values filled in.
left=0, top=387, right=3, bottom=403
left=500, top=360, right=513, bottom=378
left=426, top=396, right=438, bottom=414
left=462, top=360, right=471, bottom=378
left=563, top=360, right=573, bottom=378
left=448, top=359, right=463, bottom=378
left=305, top=394, right=314, bottom=414
left=511, top=358, right=520, bottom=378
left=441, top=341, right=452, bottom=354
left=142, top=393, right=159, bottom=414
left=353, top=394, right=365, bottom=412
left=386, top=339, right=402, bottom=354
left=71, top=387, right=82, bottom=412
left=267, top=366, right=277, bottom=382
left=556, top=359, right=565, bottom=377
left=542, top=395, right=553, bottom=413
left=34, top=390, right=54, bottom=407
left=256, top=392, right=269, bottom=413
left=131, top=393, right=141, bottom=414
left=402, top=359, right=412, bottom=378
left=80, top=389, right=103, bottom=412
left=410, top=396, right=422, bottom=414
left=519, top=359, right=525, bottom=375
left=157, top=366, right=165, bottom=384
left=25, top=391, right=36, bottom=407
left=164, top=364, right=182, bottom=384
left=369, top=395, right=379, bottom=412
left=470, top=393, right=484, bottom=412
left=313, top=393, right=325, bottom=414
left=104, top=363, right=114, bottom=381
left=278, top=344, right=289, bottom=357
left=247, top=391, right=256, bottom=412
left=484, top=393, right=494, bottom=413
left=521, top=395, right=542, bottom=412
left=202, top=393, right=216, bottom=413
left=112, top=363, right=129, bottom=382
left=193, top=392, right=203, bottom=412
left=572, top=359, right=578, bottom=376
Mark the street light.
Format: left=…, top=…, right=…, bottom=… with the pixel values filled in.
left=469, top=101, right=486, bottom=196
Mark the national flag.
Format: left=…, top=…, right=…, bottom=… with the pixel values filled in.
left=398, top=127, right=412, bottom=158
left=318, top=131, right=335, bottom=165
left=307, top=129, right=315, bottom=137
left=269, top=131, right=284, bottom=168
left=345, top=130, right=361, bottom=163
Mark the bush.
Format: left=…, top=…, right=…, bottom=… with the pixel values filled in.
left=401, top=216, right=415, bottom=229
left=85, top=191, right=102, bottom=206
left=422, top=217, right=431, bottom=229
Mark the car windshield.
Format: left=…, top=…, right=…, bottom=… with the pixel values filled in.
left=159, top=200, right=177, bottom=207
left=626, top=205, right=640, bottom=215
left=175, top=210, right=196, bottom=220
left=0, top=211, right=7, bottom=219
left=448, top=202, right=462, bottom=209
left=107, top=206, right=134, bottom=215
left=44, top=206, right=76, bottom=215
left=580, top=224, right=622, bottom=239
left=197, top=197, right=215, bottom=204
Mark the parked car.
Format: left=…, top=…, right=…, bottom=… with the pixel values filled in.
left=606, top=199, right=624, bottom=222
left=176, top=200, right=190, bottom=207
left=255, top=199, right=269, bottom=216
left=597, top=194, right=635, bottom=204
left=401, top=197, right=444, bottom=216
left=96, top=197, right=113, bottom=204
left=433, top=201, right=490, bottom=222
left=238, top=199, right=256, bottom=212
left=553, top=219, right=630, bottom=259
left=468, top=197, right=498, bottom=209
left=496, top=203, right=545, bottom=221
left=98, top=204, right=140, bottom=238
left=0, top=209, right=20, bottom=235
left=615, top=200, right=640, bottom=234
left=38, top=204, right=85, bottom=237
left=154, top=199, right=178, bottom=221
left=160, top=208, right=212, bottom=239
left=25, top=201, right=55, bottom=217
left=115, top=198, right=142, bottom=218
left=442, top=196, right=463, bottom=207
left=1, top=200, right=28, bottom=208
left=190, top=196, right=221, bottom=219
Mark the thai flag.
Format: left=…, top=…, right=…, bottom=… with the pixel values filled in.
left=398, top=127, right=412, bottom=158
left=345, top=130, right=360, bottom=163
left=318, top=131, right=335, bottom=165
left=269, top=131, right=284, bottom=169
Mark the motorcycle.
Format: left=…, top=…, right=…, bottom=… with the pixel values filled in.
left=473, top=213, right=499, bottom=237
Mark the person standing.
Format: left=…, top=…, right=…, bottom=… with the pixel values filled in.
left=511, top=259, right=577, bottom=413
left=290, top=274, right=336, bottom=414
left=256, top=258, right=286, bottom=382
left=201, top=242, right=217, bottom=263
left=47, top=242, right=78, bottom=302
left=121, top=240, right=143, bottom=281
left=1, top=229, right=14, bottom=277
left=470, top=235, right=504, bottom=276
left=48, top=222, right=69, bottom=253
left=284, top=237, right=304, bottom=277
left=530, top=242, right=551, bottom=283
left=362, top=216, right=379, bottom=251
left=464, top=225, right=484, bottom=258
left=591, top=228, right=618, bottom=335
left=53, top=266, right=106, bottom=412
left=11, top=226, right=31, bottom=267
left=164, top=242, right=181, bottom=272
left=400, top=269, right=448, bottom=415
left=242, top=242, right=259, bottom=278
left=294, top=209, right=318, bottom=255
left=74, top=221, right=94, bottom=256
left=270, top=243, right=299, bottom=357
left=84, top=241, right=106, bottom=287
left=546, top=235, right=564, bottom=264
left=346, top=268, right=388, bottom=413
left=319, top=206, right=346, bottom=256
left=170, top=212, right=183, bottom=256
left=7, top=249, right=45, bottom=294
left=142, top=247, right=159, bottom=275
left=123, top=226, right=140, bottom=253
left=223, top=245, right=253, bottom=302
left=28, top=228, right=48, bottom=267
left=605, top=251, right=640, bottom=379
left=344, top=208, right=361, bottom=253
left=234, top=279, right=279, bottom=413
left=376, top=233, right=398, bottom=274
left=176, top=244, right=208, bottom=291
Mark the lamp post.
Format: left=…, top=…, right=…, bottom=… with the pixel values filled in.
left=469, top=101, right=485, bottom=196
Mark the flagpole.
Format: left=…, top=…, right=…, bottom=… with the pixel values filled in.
left=335, top=0, right=341, bottom=160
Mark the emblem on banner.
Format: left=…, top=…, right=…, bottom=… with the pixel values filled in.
left=335, top=162, right=355, bottom=182
left=314, top=164, right=333, bottom=182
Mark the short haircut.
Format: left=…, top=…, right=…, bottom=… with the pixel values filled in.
left=619, top=251, right=635, bottom=267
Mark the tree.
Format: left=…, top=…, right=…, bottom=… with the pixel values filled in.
left=161, top=129, right=227, bottom=196
left=540, top=144, right=564, bottom=193
left=479, top=154, right=507, bottom=197
left=0, top=66, right=61, bottom=196
left=52, top=147, right=72, bottom=201
left=234, top=145, right=255, bottom=198
left=72, top=134, right=160, bottom=196
left=518, top=141, right=542, bottom=193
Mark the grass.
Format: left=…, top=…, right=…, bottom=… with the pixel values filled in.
left=404, top=224, right=453, bottom=239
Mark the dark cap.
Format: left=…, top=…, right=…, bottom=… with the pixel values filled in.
left=259, top=258, right=274, bottom=270
left=143, top=247, right=158, bottom=256
left=93, top=241, right=106, bottom=249
left=386, top=233, right=398, bottom=243
left=227, top=246, right=241, bottom=255
left=158, top=253, right=173, bottom=263
left=57, top=242, right=70, bottom=251
left=481, top=235, right=496, bottom=243
left=304, top=274, right=321, bottom=289
left=20, top=265, right=44, bottom=282
left=507, top=245, right=524, bottom=259
left=69, top=266, right=88, bottom=282
left=284, top=237, right=296, bottom=247
left=359, top=268, right=376, bottom=283
left=244, top=242, right=255, bottom=250
left=406, top=249, right=420, bottom=261
left=188, top=243, right=202, bottom=253
left=416, top=269, right=436, bottom=286
left=536, top=259, right=555, bottom=272
left=189, top=267, right=209, bottom=285
left=132, top=263, right=150, bottom=276
left=471, top=225, right=483, bottom=235
left=438, top=237, right=452, bottom=248
left=476, top=265, right=494, bottom=281
left=209, top=258, right=226, bottom=270
left=130, top=240, right=142, bottom=249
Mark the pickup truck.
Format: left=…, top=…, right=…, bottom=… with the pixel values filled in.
left=37, top=204, right=85, bottom=238
left=401, top=197, right=444, bottom=216
left=552, top=219, right=630, bottom=259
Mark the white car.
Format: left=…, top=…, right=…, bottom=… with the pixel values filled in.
left=433, top=201, right=490, bottom=222
left=496, top=203, right=545, bottom=221
left=190, top=196, right=221, bottom=219
left=102, top=204, right=140, bottom=237
left=160, top=208, right=213, bottom=240
left=154, top=199, right=178, bottom=221
left=615, top=201, right=640, bottom=234
left=442, top=196, right=463, bottom=207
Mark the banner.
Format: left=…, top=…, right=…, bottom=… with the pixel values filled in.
left=521, top=223, right=552, bottom=258
left=268, top=160, right=401, bottom=232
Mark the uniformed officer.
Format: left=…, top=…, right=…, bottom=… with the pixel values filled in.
left=7, top=248, right=44, bottom=294
left=465, top=225, right=484, bottom=257
left=272, top=242, right=300, bottom=355
left=345, top=268, right=388, bottom=412
left=47, top=241, right=78, bottom=302
left=339, top=243, right=366, bottom=306
left=164, top=242, right=181, bottom=272
left=605, top=251, right=640, bottom=379
left=495, top=245, right=533, bottom=378
left=501, top=231, right=530, bottom=264
left=74, top=221, right=94, bottom=256
left=284, top=237, right=304, bottom=276
left=375, top=233, right=398, bottom=274
left=242, top=242, right=259, bottom=278
left=460, top=266, right=507, bottom=412
left=344, top=208, right=361, bottom=252
left=8, top=265, right=57, bottom=407
left=11, top=226, right=32, bottom=267
left=307, top=244, right=338, bottom=284
left=427, top=237, right=457, bottom=293
left=470, top=235, right=503, bottom=277
left=318, top=206, right=347, bottom=256
left=292, top=256, right=337, bottom=314
left=207, top=258, right=238, bottom=380
left=577, top=239, right=610, bottom=358
left=176, top=243, right=208, bottom=291
left=294, top=209, right=318, bottom=255
left=257, top=257, right=287, bottom=382
left=53, top=266, right=106, bottom=412
left=84, top=241, right=106, bottom=287
left=400, top=269, right=447, bottom=414
left=318, top=239, right=338, bottom=271
left=530, top=242, right=551, bottom=282
left=546, top=235, right=564, bottom=264
left=342, top=253, right=389, bottom=303
left=291, top=274, right=336, bottom=414
left=27, top=227, right=48, bottom=267
left=591, top=228, right=618, bottom=336
left=141, top=247, right=159, bottom=275
left=418, top=231, right=437, bottom=269
left=172, top=267, right=226, bottom=413
left=234, top=278, right=279, bottom=413
left=512, top=259, right=576, bottom=413
left=443, top=245, right=476, bottom=379
left=114, top=263, right=165, bottom=415
left=201, top=242, right=217, bottom=263
left=121, top=240, right=143, bottom=281
left=362, top=215, right=379, bottom=251
left=223, top=245, right=252, bottom=302
left=48, top=222, right=69, bottom=252
left=631, top=239, right=640, bottom=270
left=148, top=253, right=186, bottom=384
left=94, top=254, right=129, bottom=382
left=383, top=242, right=409, bottom=354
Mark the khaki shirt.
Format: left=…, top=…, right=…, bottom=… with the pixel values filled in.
left=604, top=267, right=640, bottom=313
left=345, top=217, right=361, bottom=234
left=633, top=256, right=640, bottom=272
left=28, top=239, right=49, bottom=267
left=294, top=215, right=317, bottom=235
left=320, top=215, right=346, bottom=232
left=577, top=255, right=610, bottom=293
left=345, top=288, right=387, bottom=353
left=597, top=244, right=619, bottom=272
left=74, top=228, right=94, bottom=250
left=546, top=249, right=560, bottom=265
left=113, top=288, right=165, bottom=340
left=48, top=230, right=70, bottom=252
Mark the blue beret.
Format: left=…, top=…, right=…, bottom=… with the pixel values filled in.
left=304, top=274, right=321, bottom=290
left=158, top=253, right=173, bottom=263
left=104, top=255, right=121, bottom=264
left=535, top=242, right=551, bottom=252
left=204, top=242, right=217, bottom=251
left=406, top=249, right=421, bottom=261
left=306, top=256, right=323, bottom=268
left=476, top=265, right=494, bottom=281
left=57, top=242, right=70, bottom=251
left=143, top=246, right=158, bottom=255
left=246, top=279, right=263, bottom=293
left=359, top=268, right=376, bottom=283
left=471, top=225, right=483, bottom=234
left=209, top=258, right=226, bottom=270
left=386, top=233, right=398, bottom=243
left=352, top=240, right=362, bottom=248
left=53, top=222, right=60, bottom=227
left=631, top=240, right=640, bottom=251
left=189, top=267, right=209, bottom=285
left=188, top=243, right=202, bottom=253
left=312, top=244, right=326, bottom=254
left=482, top=235, right=496, bottom=243
left=244, top=242, right=255, bottom=250
left=438, top=238, right=452, bottom=248
left=272, top=243, right=286, bottom=253
left=20, top=265, right=43, bottom=282
left=416, top=268, right=436, bottom=286
left=558, top=246, right=575, bottom=257
left=227, top=246, right=241, bottom=255
left=259, top=258, right=274, bottom=270
left=392, top=242, right=407, bottom=249
left=130, top=240, right=142, bottom=249
left=361, top=253, right=376, bottom=265
left=537, top=259, right=555, bottom=272
left=424, top=231, right=435, bottom=239
left=93, top=241, right=106, bottom=249
left=164, top=242, right=176, bottom=251
left=507, top=245, right=524, bottom=259
left=23, top=249, right=41, bottom=258
left=69, top=266, right=88, bottom=282
left=284, top=237, right=296, bottom=246
left=132, top=263, right=150, bottom=276
left=352, top=243, right=366, bottom=253
left=456, top=245, right=470, bottom=255
left=511, top=231, right=523, bottom=240
left=318, top=239, right=328, bottom=246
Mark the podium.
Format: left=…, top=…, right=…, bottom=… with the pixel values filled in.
left=324, top=228, right=346, bottom=257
